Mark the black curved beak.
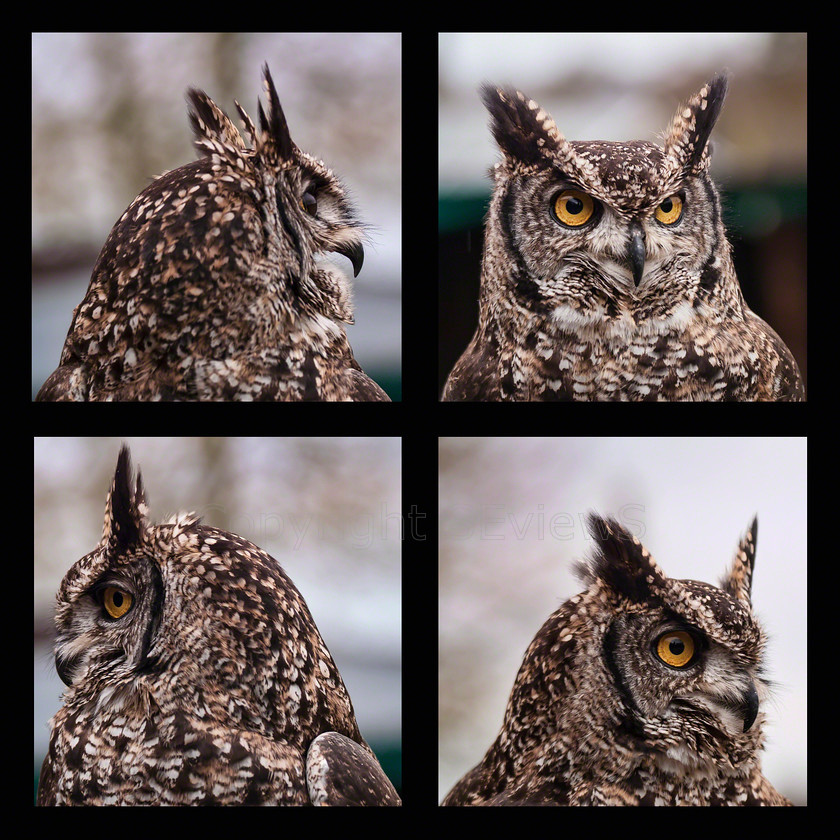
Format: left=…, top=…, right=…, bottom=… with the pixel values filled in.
left=627, top=223, right=645, bottom=287
left=337, top=240, right=364, bottom=277
left=741, top=682, right=759, bottom=732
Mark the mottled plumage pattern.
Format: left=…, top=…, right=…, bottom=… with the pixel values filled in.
left=443, top=74, right=804, bottom=401
left=443, top=514, right=791, bottom=806
left=37, top=66, right=389, bottom=401
left=38, top=447, right=400, bottom=805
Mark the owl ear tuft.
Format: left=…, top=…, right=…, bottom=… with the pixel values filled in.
left=187, top=86, right=247, bottom=159
left=259, top=64, right=295, bottom=163
left=582, top=514, right=669, bottom=605
left=720, top=516, right=757, bottom=605
left=103, top=446, right=147, bottom=553
left=481, top=84, right=564, bottom=167
left=662, top=72, right=729, bottom=177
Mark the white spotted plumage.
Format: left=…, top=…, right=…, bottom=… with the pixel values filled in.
left=37, top=66, right=389, bottom=402
left=443, top=73, right=804, bottom=401
left=442, top=513, right=791, bottom=806
left=38, top=446, right=400, bottom=805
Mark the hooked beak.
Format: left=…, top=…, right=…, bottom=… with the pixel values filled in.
left=336, top=240, right=364, bottom=277
left=627, top=223, right=645, bottom=287
left=741, top=682, right=759, bottom=733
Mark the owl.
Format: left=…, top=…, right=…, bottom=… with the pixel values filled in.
left=442, top=514, right=792, bottom=806
left=442, top=74, right=804, bottom=401
left=37, top=446, right=400, bottom=805
left=36, top=65, right=389, bottom=401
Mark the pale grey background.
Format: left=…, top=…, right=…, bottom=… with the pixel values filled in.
left=439, top=32, right=806, bottom=189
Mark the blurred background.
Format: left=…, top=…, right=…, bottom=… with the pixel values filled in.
left=438, top=33, right=806, bottom=396
left=34, top=437, right=401, bottom=800
left=32, top=33, right=401, bottom=400
left=439, top=437, right=806, bottom=805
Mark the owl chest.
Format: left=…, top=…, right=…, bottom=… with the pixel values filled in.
left=498, top=328, right=688, bottom=401
left=492, top=293, right=767, bottom=400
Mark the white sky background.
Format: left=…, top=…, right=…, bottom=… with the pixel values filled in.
left=439, top=437, right=806, bottom=805
left=35, top=437, right=401, bottom=773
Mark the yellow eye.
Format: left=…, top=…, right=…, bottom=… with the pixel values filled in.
left=300, top=191, right=317, bottom=216
left=552, top=190, right=595, bottom=227
left=655, top=630, right=696, bottom=668
left=103, top=586, right=133, bottom=619
left=655, top=195, right=683, bottom=225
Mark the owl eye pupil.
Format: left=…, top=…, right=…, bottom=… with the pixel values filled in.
left=566, top=197, right=584, bottom=215
left=655, top=629, right=696, bottom=668
left=661, top=198, right=673, bottom=213
left=102, top=586, right=133, bottom=618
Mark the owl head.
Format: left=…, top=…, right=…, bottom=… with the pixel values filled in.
left=186, top=63, right=364, bottom=325
left=52, top=446, right=361, bottom=747
left=500, top=514, right=772, bottom=783
left=480, top=74, right=733, bottom=327
left=39, top=66, right=371, bottom=401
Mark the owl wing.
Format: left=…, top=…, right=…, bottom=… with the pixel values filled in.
left=305, top=732, right=401, bottom=806
left=744, top=311, right=805, bottom=401
left=38, top=706, right=312, bottom=805
left=343, top=365, right=391, bottom=401
left=442, top=758, right=573, bottom=805
left=35, top=362, right=87, bottom=401
left=36, top=748, right=58, bottom=805
left=442, top=336, right=500, bottom=401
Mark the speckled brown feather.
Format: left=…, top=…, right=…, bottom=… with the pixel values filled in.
left=36, top=66, right=389, bottom=402
left=38, top=447, right=399, bottom=805
left=442, top=514, right=791, bottom=806
left=442, top=74, right=804, bottom=402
